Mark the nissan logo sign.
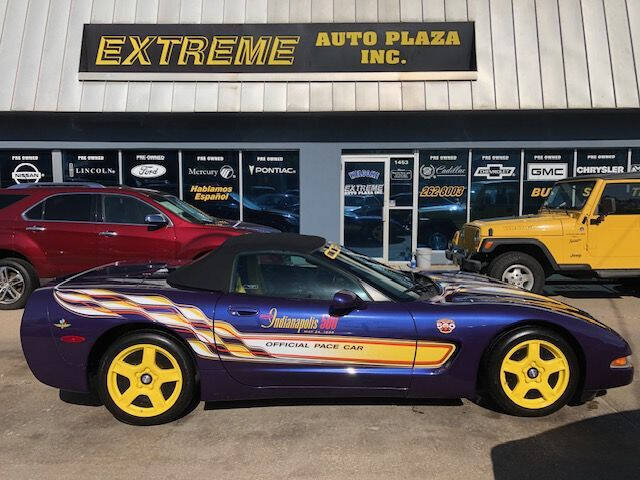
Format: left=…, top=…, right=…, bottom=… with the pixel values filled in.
left=12, top=163, right=43, bottom=183
left=131, top=164, right=167, bottom=178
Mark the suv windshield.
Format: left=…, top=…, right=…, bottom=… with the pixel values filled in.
left=149, top=193, right=217, bottom=224
left=541, top=180, right=596, bottom=211
left=314, top=244, right=440, bottom=302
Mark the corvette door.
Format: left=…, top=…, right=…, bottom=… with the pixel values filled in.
left=213, top=252, right=417, bottom=389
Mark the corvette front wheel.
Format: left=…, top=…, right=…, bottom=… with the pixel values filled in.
left=484, top=327, right=579, bottom=417
left=98, top=331, right=197, bottom=426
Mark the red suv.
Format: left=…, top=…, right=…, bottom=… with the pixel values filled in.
left=0, top=183, right=276, bottom=309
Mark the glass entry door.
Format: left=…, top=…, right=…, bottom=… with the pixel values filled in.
left=342, top=158, right=386, bottom=258
left=342, top=155, right=416, bottom=262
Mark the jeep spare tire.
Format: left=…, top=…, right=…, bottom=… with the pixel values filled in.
left=488, top=252, right=545, bottom=293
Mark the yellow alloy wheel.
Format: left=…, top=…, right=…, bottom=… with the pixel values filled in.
left=499, top=339, right=570, bottom=409
left=107, top=343, right=183, bottom=418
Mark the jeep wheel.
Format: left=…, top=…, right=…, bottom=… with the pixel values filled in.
left=488, top=252, right=545, bottom=293
left=0, top=258, right=38, bottom=310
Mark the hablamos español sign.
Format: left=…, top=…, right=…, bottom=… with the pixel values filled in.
left=79, top=22, right=476, bottom=82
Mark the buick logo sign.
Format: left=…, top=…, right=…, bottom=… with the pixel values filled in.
left=474, top=164, right=516, bottom=180
left=219, top=165, right=235, bottom=179
left=12, top=163, right=43, bottom=183
left=131, top=164, right=166, bottom=178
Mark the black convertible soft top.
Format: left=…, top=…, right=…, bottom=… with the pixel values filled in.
left=167, top=233, right=326, bottom=292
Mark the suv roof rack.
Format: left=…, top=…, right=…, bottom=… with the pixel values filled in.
left=6, top=182, right=106, bottom=189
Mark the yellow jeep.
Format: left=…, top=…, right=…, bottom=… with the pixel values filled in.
left=446, top=174, right=640, bottom=293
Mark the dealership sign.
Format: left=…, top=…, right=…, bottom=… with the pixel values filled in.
left=79, top=22, right=477, bottom=82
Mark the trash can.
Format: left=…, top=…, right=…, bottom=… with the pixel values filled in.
left=415, top=248, right=432, bottom=270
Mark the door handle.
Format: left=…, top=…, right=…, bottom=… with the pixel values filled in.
left=228, top=306, right=259, bottom=316
left=98, top=231, right=118, bottom=237
left=25, top=225, right=46, bottom=232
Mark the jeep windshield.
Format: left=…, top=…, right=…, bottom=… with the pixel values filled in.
left=149, top=193, right=217, bottom=224
left=541, top=180, right=596, bottom=211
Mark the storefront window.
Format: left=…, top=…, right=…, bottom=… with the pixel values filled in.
left=182, top=150, right=240, bottom=220
left=470, top=149, right=520, bottom=221
left=62, top=150, right=119, bottom=186
left=0, top=151, right=53, bottom=187
left=417, top=150, right=468, bottom=250
left=522, top=149, right=572, bottom=214
left=576, top=149, right=627, bottom=176
left=242, top=151, right=300, bottom=232
left=122, top=151, right=179, bottom=196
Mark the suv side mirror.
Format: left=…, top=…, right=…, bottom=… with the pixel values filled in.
left=599, top=197, right=616, bottom=216
left=145, top=214, right=168, bottom=226
left=330, top=290, right=365, bottom=316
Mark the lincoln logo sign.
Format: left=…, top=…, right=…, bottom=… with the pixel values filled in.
left=79, top=22, right=476, bottom=82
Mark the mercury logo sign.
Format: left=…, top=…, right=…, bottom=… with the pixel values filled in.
left=474, top=164, right=516, bottom=180
left=131, top=164, right=166, bottom=178
left=219, top=165, right=235, bottom=179
left=12, top=163, right=43, bottom=183
left=527, top=163, right=568, bottom=181
left=249, top=165, right=296, bottom=175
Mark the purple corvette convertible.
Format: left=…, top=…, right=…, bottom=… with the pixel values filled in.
left=21, top=233, right=632, bottom=425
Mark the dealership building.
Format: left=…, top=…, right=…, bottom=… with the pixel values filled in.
left=1, top=0, right=640, bottom=263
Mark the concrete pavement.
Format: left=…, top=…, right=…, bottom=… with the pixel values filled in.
left=1, top=280, right=639, bottom=479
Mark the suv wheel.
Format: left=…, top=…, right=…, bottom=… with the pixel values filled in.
left=488, top=252, right=545, bottom=293
left=0, top=258, right=38, bottom=310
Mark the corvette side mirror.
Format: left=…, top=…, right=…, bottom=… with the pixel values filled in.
left=330, top=290, right=365, bottom=316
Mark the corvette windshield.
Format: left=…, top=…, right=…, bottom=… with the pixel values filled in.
left=315, top=244, right=440, bottom=302
left=541, top=180, right=596, bottom=211
left=149, top=193, right=217, bottom=224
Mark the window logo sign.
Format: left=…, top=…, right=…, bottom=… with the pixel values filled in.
left=0, top=151, right=53, bottom=187
left=11, top=163, right=43, bottom=183
left=527, top=163, right=568, bottom=181
left=131, top=164, right=167, bottom=178
left=473, top=164, right=516, bottom=180
left=576, top=149, right=627, bottom=176
left=79, top=22, right=477, bottom=82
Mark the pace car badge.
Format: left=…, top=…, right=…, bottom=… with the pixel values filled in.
left=53, top=319, right=71, bottom=329
left=436, top=318, right=455, bottom=334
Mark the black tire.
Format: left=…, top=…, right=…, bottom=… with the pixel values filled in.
left=488, top=251, right=546, bottom=293
left=98, top=331, right=197, bottom=426
left=0, top=257, right=38, bottom=310
left=483, top=326, right=579, bottom=417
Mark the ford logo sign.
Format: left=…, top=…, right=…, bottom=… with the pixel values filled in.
left=131, top=164, right=166, bottom=178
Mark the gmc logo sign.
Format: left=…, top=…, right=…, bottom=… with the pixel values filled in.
left=527, top=163, right=568, bottom=181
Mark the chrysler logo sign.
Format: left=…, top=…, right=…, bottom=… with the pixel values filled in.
left=12, top=163, right=43, bottom=183
left=474, top=164, right=516, bottom=180
left=131, top=164, right=166, bottom=178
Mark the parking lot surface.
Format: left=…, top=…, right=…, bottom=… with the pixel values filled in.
left=2, top=279, right=639, bottom=480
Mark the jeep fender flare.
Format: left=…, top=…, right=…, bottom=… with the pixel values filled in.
left=480, top=238, right=559, bottom=271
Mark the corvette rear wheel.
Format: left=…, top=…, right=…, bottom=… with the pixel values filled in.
left=98, top=332, right=197, bottom=426
left=484, top=327, right=578, bottom=416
